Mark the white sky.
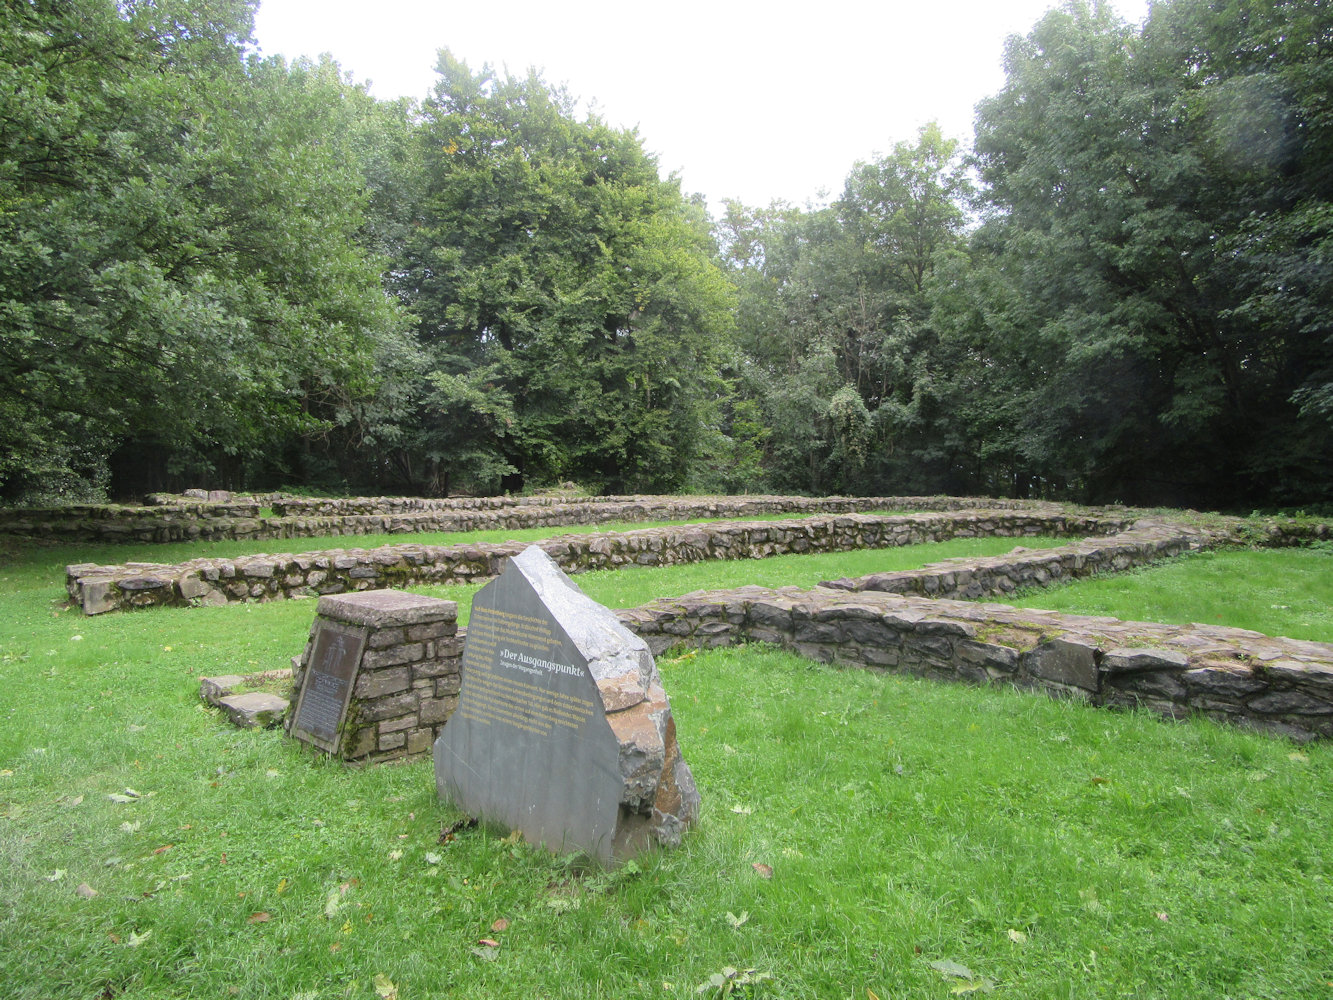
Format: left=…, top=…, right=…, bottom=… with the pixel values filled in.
left=252, top=0, right=1149, bottom=215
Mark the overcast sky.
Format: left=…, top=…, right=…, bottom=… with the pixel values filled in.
left=252, top=0, right=1150, bottom=214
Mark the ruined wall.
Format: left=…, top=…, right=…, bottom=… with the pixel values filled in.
left=9, top=494, right=1038, bottom=544
left=67, top=510, right=1140, bottom=615
left=616, top=586, right=1333, bottom=742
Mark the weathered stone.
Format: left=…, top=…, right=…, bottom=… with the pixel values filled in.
left=435, top=546, right=697, bottom=864
left=956, top=640, right=1019, bottom=673
left=78, top=577, right=120, bottom=615
left=354, top=666, right=410, bottom=698
left=1024, top=637, right=1100, bottom=692
left=1247, top=690, right=1333, bottom=716
left=1102, top=647, right=1190, bottom=673
left=317, top=590, right=456, bottom=629
left=199, top=675, right=245, bottom=706
left=218, top=692, right=288, bottom=729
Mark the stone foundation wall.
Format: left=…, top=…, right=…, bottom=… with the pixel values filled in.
left=10, top=494, right=1038, bottom=544
left=819, top=517, right=1225, bottom=599
left=67, top=510, right=1138, bottom=615
left=616, top=586, right=1333, bottom=742
left=300, top=578, right=1333, bottom=763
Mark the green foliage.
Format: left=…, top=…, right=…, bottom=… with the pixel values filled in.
left=0, top=1, right=412, bottom=500
left=962, top=0, right=1333, bottom=506
left=390, top=52, right=734, bottom=495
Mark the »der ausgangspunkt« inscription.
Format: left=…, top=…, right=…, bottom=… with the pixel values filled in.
left=434, top=545, right=699, bottom=864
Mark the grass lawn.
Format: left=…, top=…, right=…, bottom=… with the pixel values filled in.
left=1006, top=546, right=1333, bottom=644
left=1, top=534, right=1331, bottom=997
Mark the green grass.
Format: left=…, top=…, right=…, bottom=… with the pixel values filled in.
left=3, top=533, right=1332, bottom=997
left=1006, top=546, right=1333, bottom=643
left=2, top=638, right=1330, bottom=999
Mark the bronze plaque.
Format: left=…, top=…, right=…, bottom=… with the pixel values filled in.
left=290, top=620, right=368, bottom=752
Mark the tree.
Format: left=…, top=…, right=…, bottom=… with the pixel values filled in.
left=397, top=52, right=734, bottom=494
left=0, top=0, right=410, bottom=499
left=967, top=0, right=1333, bottom=506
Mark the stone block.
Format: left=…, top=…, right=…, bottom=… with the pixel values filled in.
left=367, top=627, right=408, bottom=649
left=379, top=714, right=417, bottom=734
left=406, top=727, right=434, bottom=755
left=1024, top=638, right=1100, bottom=692
left=956, top=640, right=1019, bottom=673
left=362, top=644, right=425, bottom=669
left=318, top=590, right=457, bottom=628
left=218, top=692, right=289, bottom=729
left=354, top=666, right=409, bottom=698
left=1102, top=647, right=1190, bottom=673
left=358, top=690, right=419, bottom=722
left=420, top=694, right=458, bottom=725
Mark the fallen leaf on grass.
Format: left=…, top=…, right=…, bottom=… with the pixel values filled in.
left=44, top=870, right=66, bottom=882
left=470, top=944, right=499, bottom=962
left=248, top=912, right=270, bottom=924
left=724, top=911, right=749, bottom=929
left=867, top=990, right=881, bottom=1000
left=929, top=958, right=994, bottom=994
left=75, top=883, right=98, bottom=898
left=126, top=929, right=152, bottom=947
left=751, top=863, right=773, bottom=879
left=730, top=804, right=752, bottom=815
left=120, top=821, right=140, bottom=833
left=372, top=973, right=397, bottom=1000
left=477, top=938, right=501, bottom=948
left=1156, top=911, right=1169, bottom=921
left=152, top=844, right=173, bottom=855
left=930, top=960, right=974, bottom=980
left=490, top=918, right=510, bottom=933
left=67, top=794, right=84, bottom=807
left=423, top=852, right=441, bottom=865
left=1006, top=928, right=1028, bottom=944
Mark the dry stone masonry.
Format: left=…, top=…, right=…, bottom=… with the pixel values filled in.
left=616, top=586, right=1333, bottom=742
left=10, top=493, right=1039, bottom=545
left=67, top=509, right=1136, bottom=615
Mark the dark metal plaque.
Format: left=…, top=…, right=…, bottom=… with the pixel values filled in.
left=290, top=620, right=368, bottom=752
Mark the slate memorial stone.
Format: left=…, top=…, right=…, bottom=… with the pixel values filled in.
left=434, top=545, right=699, bottom=864
left=289, top=620, right=368, bottom=752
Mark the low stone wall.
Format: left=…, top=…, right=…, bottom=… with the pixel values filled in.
left=67, top=509, right=1135, bottom=615
left=274, top=578, right=1333, bottom=761
left=0, top=500, right=264, bottom=541
left=9, top=493, right=1040, bottom=545
left=819, top=517, right=1227, bottom=599
left=616, top=586, right=1333, bottom=742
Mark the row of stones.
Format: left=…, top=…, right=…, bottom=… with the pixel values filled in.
left=818, top=517, right=1226, bottom=599
left=10, top=493, right=1041, bottom=544
left=287, top=597, right=464, bottom=761
left=274, top=572, right=1333, bottom=762
left=616, top=585, right=1333, bottom=742
left=67, top=510, right=1133, bottom=615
